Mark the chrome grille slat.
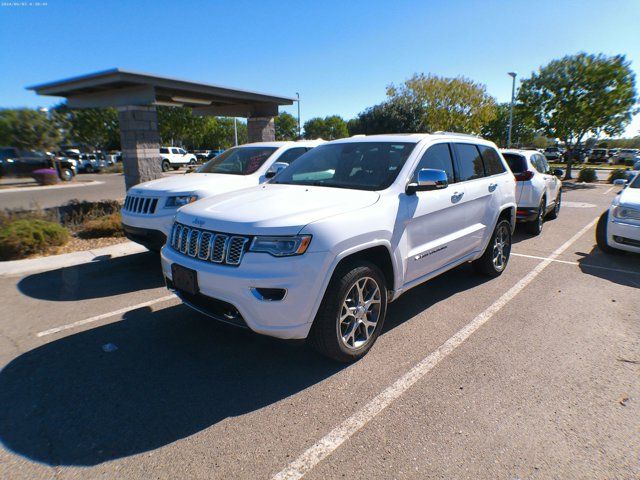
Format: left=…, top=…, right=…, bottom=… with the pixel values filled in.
left=123, top=195, right=160, bottom=215
left=170, top=222, right=249, bottom=266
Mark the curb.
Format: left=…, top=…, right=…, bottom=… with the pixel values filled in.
left=0, top=241, right=149, bottom=277
left=0, top=180, right=104, bottom=194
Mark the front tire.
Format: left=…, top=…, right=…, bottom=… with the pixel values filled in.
left=472, top=219, right=512, bottom=277
left=596, top=210, right=618, bottom=254
left=59, top=168, right=73, bottom=181
left=309, top=261, right=387, bottom=362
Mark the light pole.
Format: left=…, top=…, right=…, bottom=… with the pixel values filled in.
left=507, top=72, right=517, bottom=148
left=233, top=117, right=238, bottom=146
left=295, top=92, right=301, bottom=139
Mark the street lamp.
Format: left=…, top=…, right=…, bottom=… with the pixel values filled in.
left=507, top=72, right=517, bottom=148
left=295, top=92, right=301, bottom=139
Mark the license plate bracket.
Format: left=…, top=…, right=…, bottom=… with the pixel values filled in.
left=171, top=263, right=199, bottom=295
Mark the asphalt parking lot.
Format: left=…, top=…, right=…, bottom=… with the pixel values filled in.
left=0, top=183, right=638, bottom=479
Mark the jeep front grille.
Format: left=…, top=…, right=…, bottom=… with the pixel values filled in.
left=123, top=195, right=159, bottom=215
left=170, top=222, right=250, bottom=266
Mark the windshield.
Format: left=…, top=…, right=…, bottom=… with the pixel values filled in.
left=196, top=146, right=278, bottom=175
left=271, top=142, right=416, bottom=191
left=629, top=173, right=640, bottom=188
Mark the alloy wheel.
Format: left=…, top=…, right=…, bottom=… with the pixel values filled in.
left=338, top=277, right=382, bottom=350
left=492, top=223, right=511, bottom=272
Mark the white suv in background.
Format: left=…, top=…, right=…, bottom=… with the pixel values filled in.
left=501, top=149, right=563, bottom=235
left=160, top=146, right=197, bottom=171
left=122, top=140, right=323, bottom=250
left=161, top=134, right=516, bottom=362
left=596, top=173, right=640, bottom=254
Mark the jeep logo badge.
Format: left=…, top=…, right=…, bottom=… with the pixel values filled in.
left=192, top=218, right=205, bottom=226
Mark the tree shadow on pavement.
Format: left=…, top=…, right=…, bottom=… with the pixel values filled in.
left=576, top=246, right=640, bottom=288
left=0, top=305, right=344, bottom=466
left=17, top=251, right=165, bottom=301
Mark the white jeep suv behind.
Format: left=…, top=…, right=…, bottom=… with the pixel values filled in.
left=122, top=141, right=323, bottom=250
left=161, top=134, right=516, bottom=362
left=501, top=149, right=563, bottom=235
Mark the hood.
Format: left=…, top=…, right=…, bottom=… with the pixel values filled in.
left=176, top=184, right=380, bottom=235
left=128, top=173, right=254, bottom=196
left=619, top=185, right=640, bottom=208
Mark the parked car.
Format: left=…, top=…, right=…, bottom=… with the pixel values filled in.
left=544, top=146, right=563, bottom=161
left=160, top=147, right=197, bottom=171
left=610, top=149, right=640, bottom=165
left=122, top=140, right=324, bottom=250
left=501, top=149, right=563, bottom=235
left=588, top=148, right=609, bottom=162
left=78, top=153, right=108, bottom=173
left=0, top=147, right=76, bottom=181
left=596, top=173, right=640, bottom=254
left=192, top=150, right=211, bottom=163
left=160, top=133, right=517, bottom=362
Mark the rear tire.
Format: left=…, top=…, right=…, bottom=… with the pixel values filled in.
left=547, top=190, right=561, bottom=220
left=472, top=219, right=512, bottom=277
left=525, top=198, right=545, bottom=235
left=596, top=210, right=618, bottom=254
left=172, top=166, right=180, bottom=171
left=162, top=160, right=170, bottom=172
left=309, top=261, right=387, bottom=363
left=59, top=168, right=73, bottom=181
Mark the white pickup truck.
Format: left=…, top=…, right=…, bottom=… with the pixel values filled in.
left=160, top=133, right=517, bottom=361
left=122, top=140, right=323, bottom=250
left=160, top=146, right=197, bottom=171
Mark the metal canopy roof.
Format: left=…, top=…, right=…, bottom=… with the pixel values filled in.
left=28, top=68, right=294, bottom=117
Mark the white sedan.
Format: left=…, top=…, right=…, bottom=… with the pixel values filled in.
left=596, top=173, right=640, bottom=254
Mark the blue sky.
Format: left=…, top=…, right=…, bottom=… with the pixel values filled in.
left=1, top=0, right=639, bottom=135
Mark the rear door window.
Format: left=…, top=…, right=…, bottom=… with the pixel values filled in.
left=453, top=143, right=485, bottom=181
left=478, top=146, right=506, bottom=175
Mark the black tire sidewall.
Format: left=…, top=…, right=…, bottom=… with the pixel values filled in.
left=162, top=161, right=170, bottom=172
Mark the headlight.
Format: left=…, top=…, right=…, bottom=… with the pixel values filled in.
left=612, top=204, right=640, bottom=220
left=249, top=235, right=312, bottom=257
left=165, top=195, right=198, bottom=208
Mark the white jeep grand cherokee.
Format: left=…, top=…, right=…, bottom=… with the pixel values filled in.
left=596, top=173, right=640, bottom=254
left=122, top=140, right=322, bottom=250
left=161, top=134, right=516, bottom=361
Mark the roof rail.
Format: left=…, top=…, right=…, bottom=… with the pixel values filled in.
left=432, top=131, right=482, bottom=138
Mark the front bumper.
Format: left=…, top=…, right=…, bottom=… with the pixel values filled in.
left=122, top=224, right=167, bottom=251
left=161, top=245, right=333, bottom=340
left=607, top=216, right=640, bottom=254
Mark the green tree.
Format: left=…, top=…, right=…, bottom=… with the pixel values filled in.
left=275, top=112, right=298, bottom=140
left=348, top=99, right=423, bottom=135
left=0, top=108, right=61, bottom=151
left=53, top=105, right=120, bottom=151
left=304, top=115, right=348, bottom=140
left=157, top=106, right=202, bottom=147
left=518, top=53, right=638, bottom=178
left=481, top=103, right=536, bottom=147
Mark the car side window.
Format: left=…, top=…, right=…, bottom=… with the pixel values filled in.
left=171, top=148, right=180, bottom=154
left=478, top=146, right=506, bottom=175
left=160, top=148, right=169, bottom=154
left=453, top=143, right=485, bottom=181
left=539, top=155, right=550, bottom=173
left=412, top=143, right=455, bottom=184
left=531, top=155, right=545, bottom=173
left=276, top=147, right=308, bottom=165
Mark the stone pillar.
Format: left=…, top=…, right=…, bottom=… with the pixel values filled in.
left=117, top=105, right=162, bottom=191
left=247, top=116, right=275, bottom=143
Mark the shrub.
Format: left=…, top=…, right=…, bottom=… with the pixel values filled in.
left=607, top=169, right=628, bottom=183
left=578, top=168, right=597, bottom=183
left=0, top=219, right=70, bottom=260
left=58, top=199, right=122, bottom=227
left=31, top=168, right=59, bottom=186
left=78, top=212, right=123, bottom=238
left=101, top=164, right=123, bottom=174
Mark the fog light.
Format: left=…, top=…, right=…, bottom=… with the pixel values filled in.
left=250, top=287, right=287, bottom=301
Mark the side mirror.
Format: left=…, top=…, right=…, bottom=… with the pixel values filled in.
left=613, top=179, right=627, bottom=185
left=406, top=168, right=448, bottom=195
left=553, top=168, right=564, bottom=178
left=265, top=161, right=288, bottom=179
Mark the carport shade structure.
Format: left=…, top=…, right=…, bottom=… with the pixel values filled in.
left=28, top=68, right=295, bottom=190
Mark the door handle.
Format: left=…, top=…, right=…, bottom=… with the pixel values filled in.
left=488, top=183, right=498, bottom=192
left=451, top=191, right=464, bottom=203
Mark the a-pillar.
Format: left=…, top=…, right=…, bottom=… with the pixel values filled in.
left=117, top=105, right=163, bottom=191
left=247, top=116, right=275, bottom=143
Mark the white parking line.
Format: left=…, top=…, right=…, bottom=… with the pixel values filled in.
left=512, top=252, right=640, bottom=276
left=36, top=294, right=176, bottom=337
left=603, top=186, right=615, bottom=194
left=272, top=217, right=598, bottom=480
